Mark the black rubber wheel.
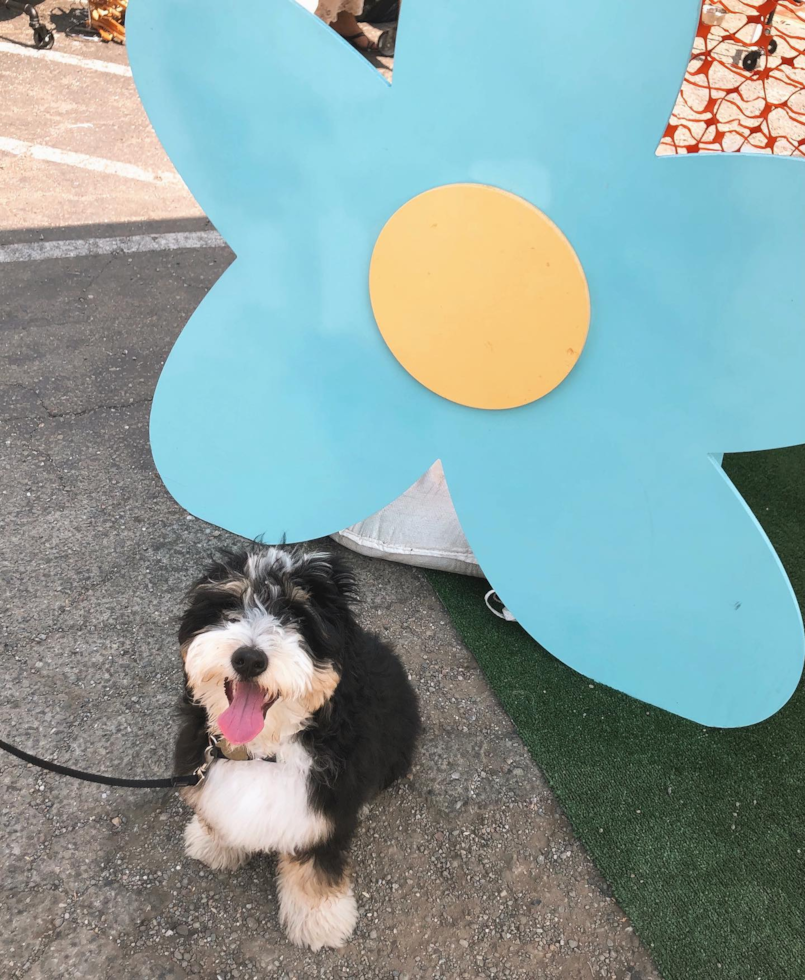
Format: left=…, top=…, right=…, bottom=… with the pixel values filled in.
left=742, top=49, right=760, bottom=72
left=768, top=38, right=778, bottom=55
left=33, top=25, right=55, bottom=49
left=378, top=28, right=396, bottom=56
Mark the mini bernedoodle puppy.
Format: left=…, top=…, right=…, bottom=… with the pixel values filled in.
left=173, top=546, right=421, bottom=950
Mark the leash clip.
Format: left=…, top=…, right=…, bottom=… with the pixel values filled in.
left=193, top=734, right=221, bottom=785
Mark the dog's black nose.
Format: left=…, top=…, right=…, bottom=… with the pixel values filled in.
left=231, top=646, right=268, bottom=679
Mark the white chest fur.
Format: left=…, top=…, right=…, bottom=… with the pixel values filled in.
left=193, top=740, right=331, bottom=855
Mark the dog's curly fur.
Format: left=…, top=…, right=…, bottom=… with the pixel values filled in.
left=174, top=545, right=421, bottom=950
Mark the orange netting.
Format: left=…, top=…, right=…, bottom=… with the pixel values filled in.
left=660, top=0, right=805, bottom=155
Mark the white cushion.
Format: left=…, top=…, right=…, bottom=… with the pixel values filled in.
left=332, top=461, right=482, bottom=576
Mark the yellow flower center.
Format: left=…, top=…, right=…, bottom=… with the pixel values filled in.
left=369, top=183, right=591, bottom=410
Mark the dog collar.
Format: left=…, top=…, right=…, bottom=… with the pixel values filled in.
left=214, top=738, right=277, bottom=763
left=194, top=734, right=276, bottom=784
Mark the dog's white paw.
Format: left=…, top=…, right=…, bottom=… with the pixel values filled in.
left=277, top=856, right=358, bottom=950
left=280, top=886, right=358, bottom=951
left=184, top=815, right=249, bottom=872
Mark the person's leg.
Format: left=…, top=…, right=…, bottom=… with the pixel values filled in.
left=330, top=10, right=377, bottom=50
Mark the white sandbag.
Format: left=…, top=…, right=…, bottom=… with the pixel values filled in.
left=332, top=461, right=483, bottom=576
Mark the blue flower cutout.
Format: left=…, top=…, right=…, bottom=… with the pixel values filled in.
left=128, top=0, right=805, bottom=727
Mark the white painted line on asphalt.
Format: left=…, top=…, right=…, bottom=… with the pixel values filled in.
left=0, top=231, right=227, bottom=264
left=0, top=39, right=133, bottom=76
left=0, top=136, right=183, bottom=185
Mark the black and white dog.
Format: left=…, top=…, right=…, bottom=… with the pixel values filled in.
left=174, top=546, right=421, bottom=950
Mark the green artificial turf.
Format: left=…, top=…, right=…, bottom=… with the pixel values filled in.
left=425, top=447, right=805, bottom=980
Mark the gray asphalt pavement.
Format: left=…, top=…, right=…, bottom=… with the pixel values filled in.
left=1, top=5, right=660, bottom=979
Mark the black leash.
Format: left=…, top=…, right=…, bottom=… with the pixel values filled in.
left=0, top=736, right=205, bottom=789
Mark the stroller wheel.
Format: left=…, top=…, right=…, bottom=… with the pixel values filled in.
left=33, top=25, right=55, bottom=50
left=742, top=49, right=760, bottom=72
left=378, top=28, right=396, bottom=57
left=768, top=38, right=778, bottom=55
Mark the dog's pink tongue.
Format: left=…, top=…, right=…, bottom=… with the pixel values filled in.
left=218, top=681, right=266, bottom=745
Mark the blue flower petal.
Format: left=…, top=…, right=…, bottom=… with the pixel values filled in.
left=394, top=0, right=701, bottom=168
left=528, top=152, right=805, bottom=457
left=444, top=425, right=804, bottom=728
left=127, top=0, right=387, bottom=254
left=653, top=156, right=805, bottom=454
left=149, top=256, right=445, bottom=542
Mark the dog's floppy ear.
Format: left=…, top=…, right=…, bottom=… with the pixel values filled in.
left=179, top=550, right=250, bottom=648
left=185, top=549, right=250, bottom=598
left=282, top=552, right=358, bottom=662
left=287, top=552, right=359, bottom=611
